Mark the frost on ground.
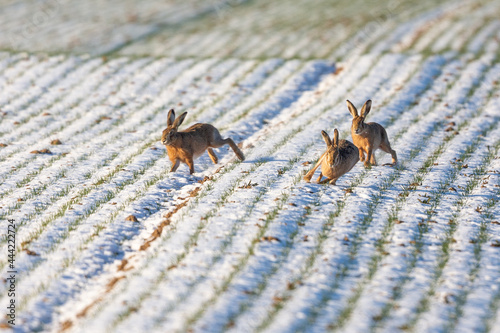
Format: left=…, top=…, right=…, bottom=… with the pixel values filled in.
left=1, top=0, right=500, bottom=332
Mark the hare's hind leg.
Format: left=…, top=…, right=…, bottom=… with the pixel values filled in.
left=211, top=133, right=245, bottom=161
left=225, top=138, right=245, bottom=161
left=207, top=148, right=218, bottom=164
left=380, top=140, right=397, bottom=165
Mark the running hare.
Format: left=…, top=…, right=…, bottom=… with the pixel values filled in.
left=304, top=129, right=359, bottom=185
left=161, top=109, right=245, bottom=174
left=347, top=99, right=397, bottom=167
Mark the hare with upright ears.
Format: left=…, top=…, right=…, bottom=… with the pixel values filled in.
left=347, top=99, right=397, bottom=168
left=161, top=109, right=245, bottom=174
left=304, top=129, right=359, bottom=185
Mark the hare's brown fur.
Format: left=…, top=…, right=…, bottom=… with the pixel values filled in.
left=304, top=129, right=359, bottom=185
left=162, top=109, right=244, bottom=174
left=347, top=99, right=397, bottom=168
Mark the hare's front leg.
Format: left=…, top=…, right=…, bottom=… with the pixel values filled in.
left=365, top=148, right=373, bottom=168
left=303, top=156, right=323, bottom=182
left=319, top=177, right=331, bottom=184
left=207, top=148, right=218, bottom=164
left=359, top=148, right=365, bottom=162
left=170, top=159, right=180, bottom=172
left=370, top=151, right=377, bottom=166
left=328, top=178, right=338, bottom=185
left=185, top=156, right=195, bottom=174
left=316, top=172, right=323, bottom=183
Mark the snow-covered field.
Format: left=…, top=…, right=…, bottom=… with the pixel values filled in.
left=1, top=0, right=500, bottom=332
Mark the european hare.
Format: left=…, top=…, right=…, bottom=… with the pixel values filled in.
left=304, top=129, right=359, bottom=185
left=161, top=109, right=245, bottom=174
left=347, top=99, right=397, bottom=167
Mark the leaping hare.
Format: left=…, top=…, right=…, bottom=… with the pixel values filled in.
left=304, top=129, right=359, bottom=185
left=347, top=99, right=397, bottom=167
left=161, top=109, right=245, bottom=174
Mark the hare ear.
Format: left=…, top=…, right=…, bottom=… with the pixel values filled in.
left=333, top=128, right=339, bottom=147
left=360, top=100, right=372, bottom=118
left=173, top=112, right=187, bottom=128
left=346, top=100, right=358, bottom=118
left=321, top=130, right=333, bottom=147
left=167, top=109, right=175, bottom=126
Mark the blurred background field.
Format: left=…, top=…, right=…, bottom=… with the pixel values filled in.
left=1, top=0, right=499, bottom=58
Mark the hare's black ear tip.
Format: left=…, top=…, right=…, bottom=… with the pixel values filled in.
left=168, top=108, right=175, bottom=112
